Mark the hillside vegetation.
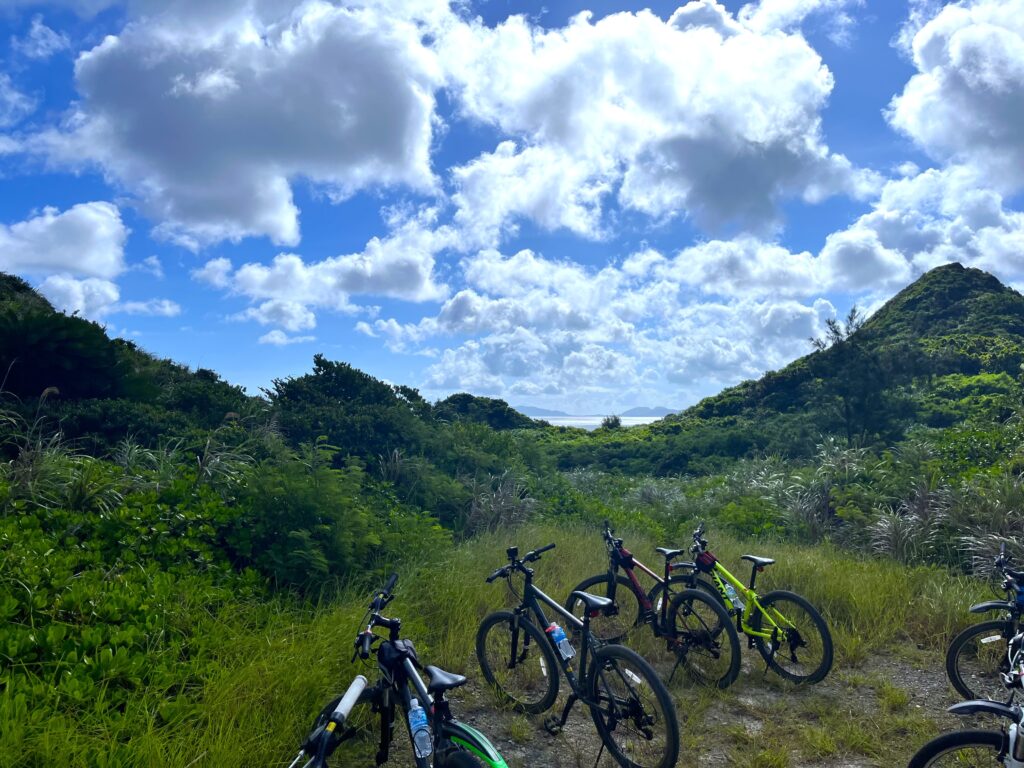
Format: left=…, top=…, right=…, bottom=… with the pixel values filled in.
left=3, top=263, right=1024, bottom=766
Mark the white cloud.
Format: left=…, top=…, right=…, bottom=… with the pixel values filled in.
left=139, top=255, right=163, bottom=279
left=193, top=257, right=232, bottom=288
left=118, top=298, right=181, bottom=316
left=0, top=74, right=36, bottom=128
left=889, top=0, right=1024, bottom=191
left=258, top=329, right=315, bottom=345
left=0, top=201, right=127, bottom=279
left=12, top=16, right=71, bottom=60
left=31, top=1, right=444, bottom=246
left=739, top=0, right=864, bottom=44
left=38, top=274, right=119, bottom=317
left=234, top=299, right=316, bottom=332
left=439, top=3, right=878, bottom=238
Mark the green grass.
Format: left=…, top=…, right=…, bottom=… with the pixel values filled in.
left=1, top=519, right=989, bottom=766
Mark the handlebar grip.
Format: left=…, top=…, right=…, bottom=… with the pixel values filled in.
left=383, top=572, right=398, bottom=596
left=486, top=568, right=505, bottom=583
left=359, top=632, right=373, bottom=659
left=536, top=543, right=556, bottom=555
left=331, top=675, right=368, bottom=724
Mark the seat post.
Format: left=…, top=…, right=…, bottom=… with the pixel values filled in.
left=748, top=563, right=759, bottom=591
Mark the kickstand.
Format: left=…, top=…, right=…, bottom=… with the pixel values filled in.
left=592, top=740, right=606, bottom=768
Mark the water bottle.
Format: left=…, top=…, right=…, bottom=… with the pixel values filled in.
left=546, top=623, right=575, bottom=660
left=723, top=584, right=745, bottom=613
left=408, top=699, right=432, bottom=758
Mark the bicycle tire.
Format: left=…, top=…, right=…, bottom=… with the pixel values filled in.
left=435, top=749, right=486, bottom=768
left=688, top=575, right=728, bottom=609
left=587, top=644, right=680, bottom=768
left=665, top=587, right=741, bottom=689
left=646, top=575, right=703, bottom=616
left=750, top=590, right=833, bottom=684
left=907, top=728, right=1007, bottom=767
left=476, top=610, right=559, bottom=714
left=565, top=574, right=644, bottom=642
left=946, top=619, right=1018, bottom=701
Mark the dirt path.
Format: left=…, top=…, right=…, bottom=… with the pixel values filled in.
left=450, top=645, right=970, bottom=768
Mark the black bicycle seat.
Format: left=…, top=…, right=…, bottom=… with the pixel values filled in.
left=571, top=591, right=613, bottom=612
left=426, top=665, right=467, bottom=694
left=656, top=547, right=684, bottom=560
left=741, top=555, right=775, bottom=567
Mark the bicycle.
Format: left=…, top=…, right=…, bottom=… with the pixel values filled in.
left=476, top=543, right=680, bottom=768
left=678, top=522, right=833, bottom=685
left=946, top=543, right=1024, bottom=702
left=908, top=635, right=1024, bottom=766
left=289, top=573, right=508, bottom=768
left=563, top=520, right=741, bottom=689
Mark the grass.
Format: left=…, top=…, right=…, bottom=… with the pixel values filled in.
left=1, top=518, right=991, bottom=766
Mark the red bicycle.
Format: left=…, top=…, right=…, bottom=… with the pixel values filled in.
left=565, top=522, right=741, bottom=689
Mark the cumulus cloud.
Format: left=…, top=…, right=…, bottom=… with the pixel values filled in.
left=889, top=0, right=1024, bottom=191
left=118, top=298, right=181, bottom=316
left=439, top=2, right=879, bottom=239
left=12, top=16, right=71, bottom=60
left=38, top=274, right=119, bottom=316
left=258, top=329, right=315, bottom=345
left=31, top=1, right=444, bottom=246
left=0, top=201, right=127, bottom=279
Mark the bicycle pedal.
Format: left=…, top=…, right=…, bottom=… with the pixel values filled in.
left=543, top=715, right=563, bottom=735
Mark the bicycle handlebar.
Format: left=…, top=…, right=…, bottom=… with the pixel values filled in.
left=383, top=572, right=398, bottom=596
left=485, top=543, right=556, bottom=582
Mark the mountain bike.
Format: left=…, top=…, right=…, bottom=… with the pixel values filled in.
left=476, top=543, right=680, bottom=768
left=563, top=521, right=741, bottom=689
left=908, top=638, right=1024, bottom=766
left=289, top=573, right=507, bottom=768
left=678, top=523, right=833, bottom=684
left=946, top=543, right=1024, bottom=702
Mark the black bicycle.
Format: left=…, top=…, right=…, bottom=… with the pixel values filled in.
left=946, top=543, right=1024, bottom=702
left=565, top=521, right=741, bottom=689
left=908, top=699, right=1024, bottom=767
left=476, top=543, right=680, bottom=768
left=290, top=574, right=507, bottom=768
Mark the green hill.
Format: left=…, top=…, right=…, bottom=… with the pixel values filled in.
left=551, top=263, right=1024, bottom=474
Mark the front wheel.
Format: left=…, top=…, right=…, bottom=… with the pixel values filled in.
left=663, top=588, right=741, bottom=689
left=476, top=611, right=559, bottom=714
left=565, top=574, right=643, bottom=643
left=945, top=619, right=1018, bottom=702
left=907, top=729, right=1007, bottom=767
left=587, top=644, right=680, bottom=768
left=435, top=749, right=486, bottom=768
left=750, top=590, right=833, bottom=684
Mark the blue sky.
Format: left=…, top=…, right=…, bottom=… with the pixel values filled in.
left=1, top=0, right=1023, bottom=413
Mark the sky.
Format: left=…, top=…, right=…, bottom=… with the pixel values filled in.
left=0, top=0, right=1023, bottom=414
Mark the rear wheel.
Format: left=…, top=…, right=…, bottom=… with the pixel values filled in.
left=565, top=574, right=643, bottom=643
left=907, top=729, right=1007, bottom=767
left=476, top=611, right=558, bottom=714
left=662, top=588, right=741, bottom=689
left=750, top=590, right=833, bottom=684
left=946, top=619, right=1018, bottom=702
left=587, top=644, right=680, bottom=768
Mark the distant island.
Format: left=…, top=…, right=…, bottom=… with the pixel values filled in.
left=514, top=405, right=571, bottom=417
left=620, top=406, right=677, bottom=417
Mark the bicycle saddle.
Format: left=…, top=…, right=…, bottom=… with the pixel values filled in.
left=741, top=555, right=775, bottom=567
left=425, top=665, right=467, bottom=694
left=655, top=547, right=684, bottom=560
left=571, top=591, right=613, bottom=612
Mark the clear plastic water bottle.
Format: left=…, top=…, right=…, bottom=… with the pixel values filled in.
left=408, top=699, right=432, bottom=758
left=723, top=584, right=745, bottom=613
left=547, top=623, right=575, bottom=660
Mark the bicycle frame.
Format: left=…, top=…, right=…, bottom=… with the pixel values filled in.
left=699, top=561, right=789, bottom=640
left=602, top=540, right=680, bottom=632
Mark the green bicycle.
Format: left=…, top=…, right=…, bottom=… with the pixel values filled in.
left=680, top=523, right=833, bottom=684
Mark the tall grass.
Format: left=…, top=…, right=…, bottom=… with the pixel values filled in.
left=2, top=520, right=991, bottom=767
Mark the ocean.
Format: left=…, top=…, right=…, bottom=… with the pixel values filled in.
left=541, top=416, right=663, bottom=430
